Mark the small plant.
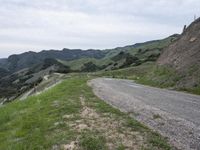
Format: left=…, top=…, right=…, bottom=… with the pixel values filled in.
left=80, top=132, right=107, bottom=150
left=148, top=132, right=171, bottom=150
left=125, top=118, right=147, bottom=132
left=153, top=114, right=162, bottom=119
left=117, top=144, right=126, bottom=150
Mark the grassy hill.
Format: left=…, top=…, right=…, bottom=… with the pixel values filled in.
left=0, top=49, right=106, bottom=73
left=0, top=58, right=71, bottom=104
left=60, top=35, right=178, bottom=72
left=0, top=75, right=171, bottom=150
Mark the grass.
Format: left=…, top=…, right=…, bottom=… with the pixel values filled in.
left=0, top=75, right=172, bottom=149
left=80, top=132, right=107, bottom=150
left=59, top=57, right=112, bottom=71
left=94, top=62, right=154, bottom=79
left=153, top=114, right=162, bottom=120
left=136, top=65, right=182, bottom=88
left=94, top=62, right=181, bottom=88
left=147, top=132, right=170, bottom=149
left=0, top=76, right=83, bottom=149
left=178, top=86, right=200, bottom=95
left=94, top=62, right=200, bottom=95
left=117, top=144, right=126, bottom=150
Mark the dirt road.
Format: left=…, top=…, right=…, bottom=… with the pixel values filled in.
left=89, top=78, right=200, bottom=150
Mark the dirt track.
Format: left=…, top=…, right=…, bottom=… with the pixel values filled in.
left=89, top=78, right=200, bottom=150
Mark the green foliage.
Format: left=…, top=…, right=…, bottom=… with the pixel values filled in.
left=81, top=61, right=100, bottom=72
left=59, top=35, right=177, bottom=72
left=111, top=51, right=141, bottom=68
left=178, top=86, right=200, bottom=95
left=148, top=132, right=171, bottom=150
left=94, top=62, right=155, bottom=79
left=124, top=118, right=147, bottom=132
left=0, top=68, right=9, bottom=78
left=117, top=144, right=126, bottom=150
left=80, top=132, right=107, bottom=150
left=153, top=114, right=162, bottom=119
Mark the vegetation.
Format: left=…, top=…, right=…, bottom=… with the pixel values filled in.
left=93, top=62, right=200, bottom=95
left=0, top=19, right=199, bottom=149
left=0, top=75, right=171, bottom=149
left=58, top=35, right=177, bottom=72
left=81, top=62, right=100, bottom=72
left=0, top=35, right=179, bottom=101
left=79, top=132, right=107, bottom=150
left=136, top=65, right=182, bottom=88
left=0, top=68, right=9, bottom=78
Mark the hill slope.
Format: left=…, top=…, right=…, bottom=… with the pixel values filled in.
left=0, top=35, right=178, bottom=102
left=0, top=35, right=177, bottom=73
left=61, top=35, right=178, bottom=71
left=0, top=58, right=70, bottom=104
left=158, top=18, right=200, bottom=89
left=0, top=49, right=106, bottom=72
left=158, top=18, right=200, bottom=72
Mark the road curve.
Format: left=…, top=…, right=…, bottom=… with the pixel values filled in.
left=88, top=78, right=200, bottom=150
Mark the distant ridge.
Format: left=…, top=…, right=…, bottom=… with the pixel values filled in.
left=0, top=49, right=106, bottom=72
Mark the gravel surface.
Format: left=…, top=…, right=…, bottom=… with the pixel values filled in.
left=88, top=78, right=200, bottom=150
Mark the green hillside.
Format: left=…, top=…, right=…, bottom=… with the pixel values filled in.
left=60, top=35, right=178, bottom=72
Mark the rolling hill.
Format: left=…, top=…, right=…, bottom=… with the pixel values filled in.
left=0, top=34, right=178, bottom=103
left=0, top=49, right=106, bottom=73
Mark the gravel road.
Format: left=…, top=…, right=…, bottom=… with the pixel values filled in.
left=88, top=78, right=200, bottom=150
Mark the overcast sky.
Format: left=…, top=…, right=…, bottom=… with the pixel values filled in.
left=0, top=0, right=199, bottom=58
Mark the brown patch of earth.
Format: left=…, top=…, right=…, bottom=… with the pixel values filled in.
left=61, top=141, right=78, bottom=150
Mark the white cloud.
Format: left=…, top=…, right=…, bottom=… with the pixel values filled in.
left=0, top=0, right=200, bottom=57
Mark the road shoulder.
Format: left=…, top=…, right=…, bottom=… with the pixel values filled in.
left=88, top=78, right=200, bottom=150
